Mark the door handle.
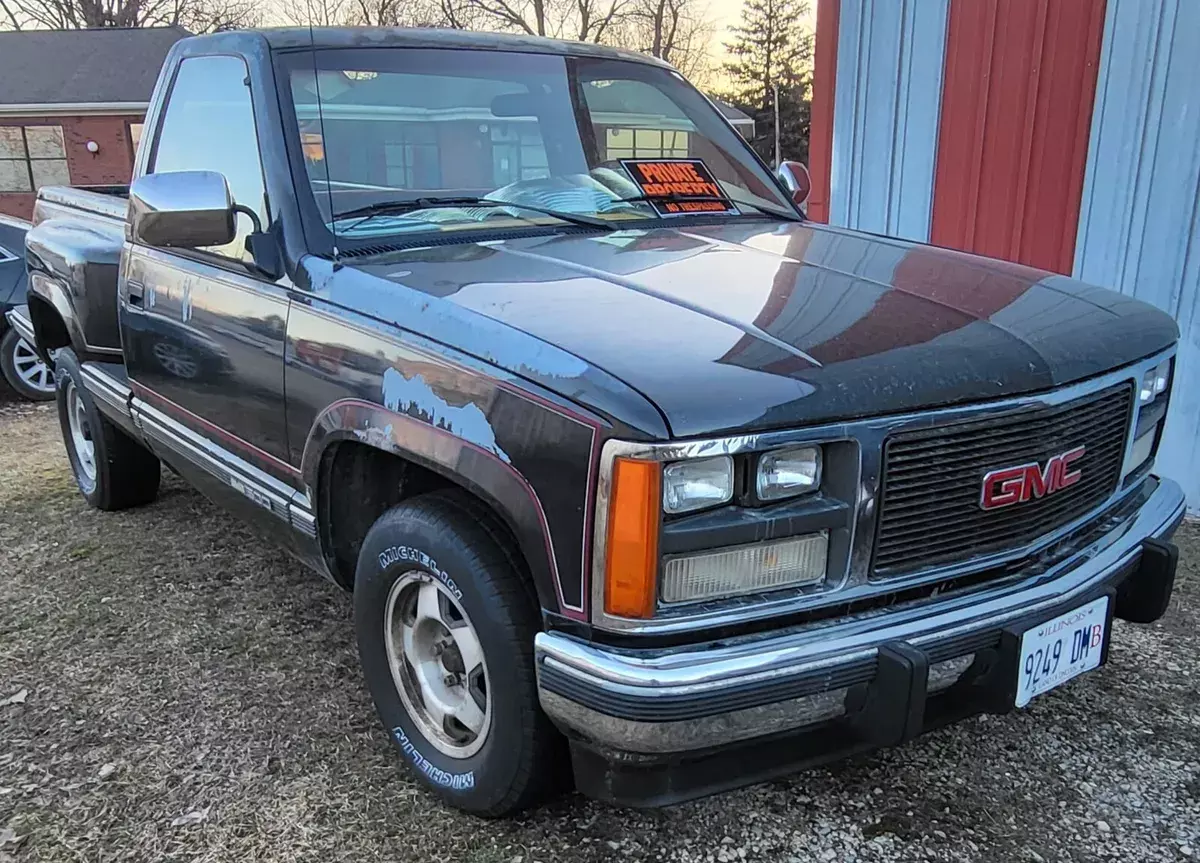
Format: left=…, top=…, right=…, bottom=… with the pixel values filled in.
left=126, top=279, right=145, bottom=307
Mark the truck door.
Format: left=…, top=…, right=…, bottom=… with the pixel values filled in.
left=121, top=55, right=296, bottom=493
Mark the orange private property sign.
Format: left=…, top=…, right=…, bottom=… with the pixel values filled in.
left=619, top=159, right=738, bottom=216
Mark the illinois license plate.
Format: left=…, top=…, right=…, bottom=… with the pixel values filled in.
left=1015, top=596, right=1109, bottom=708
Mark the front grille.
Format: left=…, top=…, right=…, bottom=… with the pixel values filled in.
left=873, top=384, right=1133, bottom=577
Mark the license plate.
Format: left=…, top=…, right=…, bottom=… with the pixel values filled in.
left=1015, top=596, right=1109, bottom=707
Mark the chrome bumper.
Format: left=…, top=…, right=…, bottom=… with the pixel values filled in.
left=535, top=476, right=1186, bottom=757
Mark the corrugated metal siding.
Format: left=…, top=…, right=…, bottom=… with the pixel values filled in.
left=1074, top=0, right=1200, bottom=510
left=807, top=0, right=840, bottom=223
left=930, top=0, right=1106, bottom=275
left=828, top=0, right=948, bottom=241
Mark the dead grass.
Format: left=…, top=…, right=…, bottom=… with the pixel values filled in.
left=1, top=390, right=1198, bottom=862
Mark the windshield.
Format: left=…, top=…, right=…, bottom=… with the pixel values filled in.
left=281, top=48, right=794, bottom=243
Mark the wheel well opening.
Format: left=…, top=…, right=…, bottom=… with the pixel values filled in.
left=318, top=442, right=527, bottom=592
left=28, top=296, right=70, bottom=352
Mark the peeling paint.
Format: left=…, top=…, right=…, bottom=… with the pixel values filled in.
left=354, top=422, right=395, bottom=450
left=382, top=368, right=510, bottom=462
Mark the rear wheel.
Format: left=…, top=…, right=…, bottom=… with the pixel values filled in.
left=354, top=490, right=564, bottom=816
left=1, top=328, right=55, bottom=401
left=55, top=348, right=161, bottom=510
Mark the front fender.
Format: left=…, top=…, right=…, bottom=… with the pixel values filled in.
left=302, top=396, right=597, bottom=621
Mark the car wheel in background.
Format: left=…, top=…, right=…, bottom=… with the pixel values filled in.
left=54, top=347, right=162, bottom=510
left=1, top=328, right=55, bottom=401
left=354, top=490, right=566, bottom=816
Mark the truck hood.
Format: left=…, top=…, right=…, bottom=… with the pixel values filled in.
left=351, top=221, right=1178, bottom=438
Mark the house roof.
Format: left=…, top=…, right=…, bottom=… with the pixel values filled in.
left=0, top=26, right=189, bottom=108
left=712, top=98, right=754, bottom=126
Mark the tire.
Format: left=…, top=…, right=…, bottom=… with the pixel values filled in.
left=1, top=327, right=56, bottom=401
left=354, top=490, right=564, bottom=816
left=55, top=348, right=161, bottom=511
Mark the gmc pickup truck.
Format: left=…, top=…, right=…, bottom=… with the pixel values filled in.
left=9, top=28, right=1185, bottom=816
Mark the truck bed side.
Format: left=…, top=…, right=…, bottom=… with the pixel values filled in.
left=24, top=185, right=128, bottom=365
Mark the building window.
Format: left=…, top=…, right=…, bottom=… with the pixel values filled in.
left=0, top=125, right=69, bottom=193
left=603, top=127, right=691, bottom=160
left=491, top=123, right=549, bottom=184
left=382, top=124, right=440, bottom=188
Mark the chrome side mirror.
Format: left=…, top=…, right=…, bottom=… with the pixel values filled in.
left=128, top=170, right=236, bottom=248
left=776, top=160, right=812, bottom=209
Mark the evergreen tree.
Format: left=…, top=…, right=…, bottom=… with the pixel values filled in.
left=720, top=0, right=813, bottom=165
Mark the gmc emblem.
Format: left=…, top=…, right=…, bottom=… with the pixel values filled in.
left=980, top=446, right=1086, bottom=511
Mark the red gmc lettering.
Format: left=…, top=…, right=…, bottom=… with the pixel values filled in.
left=980, top=446, right=1086, bottom=510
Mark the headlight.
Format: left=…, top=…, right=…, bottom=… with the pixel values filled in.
left=1153, top=359, right=1171, bottom=395
left=1140, top=360, right=1171, bottom=403
left=1139, top=369, right=1155, bottom=403
left=662, top=456, right=733, bottom=514
left=757, top=446, right=822, bottom=501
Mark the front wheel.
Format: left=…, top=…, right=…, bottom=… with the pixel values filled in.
left=353, top=490, right=564, bottom=816
left=1, top=328, right=55, bottom=401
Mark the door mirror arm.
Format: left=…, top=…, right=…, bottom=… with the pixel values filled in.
left=232, top=203, right=262, bottom=234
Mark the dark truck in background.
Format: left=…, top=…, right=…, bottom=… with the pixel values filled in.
left=7, top=28, right=1186, bottom=815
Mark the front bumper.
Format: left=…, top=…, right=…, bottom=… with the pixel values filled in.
left=535, top=475, right=1186, bottom=806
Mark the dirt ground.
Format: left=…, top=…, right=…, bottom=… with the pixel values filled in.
left=1, top=390, right=1198, bottom=863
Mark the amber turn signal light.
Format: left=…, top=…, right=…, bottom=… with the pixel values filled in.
left=603, top=457, right=661, bottom=618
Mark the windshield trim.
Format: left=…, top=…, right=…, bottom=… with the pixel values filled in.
left=272, top=46, right=802, bottom=258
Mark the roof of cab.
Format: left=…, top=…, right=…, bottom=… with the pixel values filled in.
left=179, top=27, right=672, bottom=68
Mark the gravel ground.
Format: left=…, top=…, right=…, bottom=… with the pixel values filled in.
left=1, top=389, right=1198, bottom=863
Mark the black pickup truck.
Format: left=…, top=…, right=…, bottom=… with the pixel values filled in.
left=8, top=28, right=1186, bottom=816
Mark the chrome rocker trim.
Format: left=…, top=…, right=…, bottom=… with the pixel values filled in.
left=5, top=305, right=37, bottom=346
left=539, top=475, right=1185, bottom=755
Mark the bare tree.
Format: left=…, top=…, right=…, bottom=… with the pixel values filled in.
left=277, top=0, right=345, bottom=26
left=435, top=0, right=626, bottom=40
left=1, top=0, right=257, bottom=30
left=612, top=0, right=712, bottom=80
left=343, top=0, right=451, bottom=27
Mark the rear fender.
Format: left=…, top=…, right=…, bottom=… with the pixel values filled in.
left=24, top=216, right=124, bottom=362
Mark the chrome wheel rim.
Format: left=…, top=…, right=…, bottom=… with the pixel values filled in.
left=12, top=337, right=54, bottom=394
left=65, top=380, right=96, bottom=484
left=151, top=342, right=199, bottom=379
left=384, top=571, right=491, bottom=758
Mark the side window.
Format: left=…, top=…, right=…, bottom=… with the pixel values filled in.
left=150, top=55, right=268, bottom=263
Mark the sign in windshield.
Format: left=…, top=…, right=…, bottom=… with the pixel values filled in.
left=619, top=159, right=738, bottom=216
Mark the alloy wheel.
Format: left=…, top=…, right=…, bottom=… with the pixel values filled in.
left=384, top=571, right=492, bottom=758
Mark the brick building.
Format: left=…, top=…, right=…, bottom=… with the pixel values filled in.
left=0, top=27, right=188, bottom=221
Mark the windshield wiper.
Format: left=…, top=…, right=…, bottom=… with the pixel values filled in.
left=332, top=196, right=615, bottom=231
left=614, top=193, right=803, bottom=223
